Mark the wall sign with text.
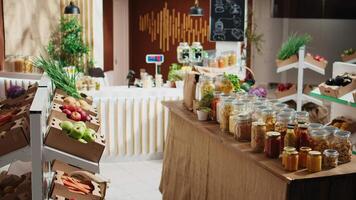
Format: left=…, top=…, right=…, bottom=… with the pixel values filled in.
left=210, top=0, right=245, bottom=42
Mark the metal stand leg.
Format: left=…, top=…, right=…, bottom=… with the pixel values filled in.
left=30, top=112, right=43, bottom=200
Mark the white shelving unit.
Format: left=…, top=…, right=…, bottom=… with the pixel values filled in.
left=276, top=46, right=324, bottom=111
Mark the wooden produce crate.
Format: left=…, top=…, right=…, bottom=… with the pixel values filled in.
left=0, top=118, right=30, bottom=156
left=305, top=54, right=327, bottom=69
left=55, top=89, right=93, bottom=105
left=275, top=84, right=297, bottom=99
left=45, top=117, right=105, bottom=163
left=319, top=75, right=356, bottom=98
left=51, top=171, right=105, bottom=200
left=52, top=93, right=98, bottom=116
left=50, top=103, right=100, bottom=132
left=276, top=55, right=298, bottom=68
left=341, top=52, right=356, bottom=62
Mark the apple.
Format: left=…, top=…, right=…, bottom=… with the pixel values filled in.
left=62, top=109, right=72, bottom=116
left=82, top=128, right=96, bottom=142
left=78, top=138, right=88, bottom=144
left=70, top=112, right=82, bottom=121
left=60, top=121, right=73, bottom=134
left=74, top=121, right=86, bottom=129
left=70, top=124, right=86, bottom=139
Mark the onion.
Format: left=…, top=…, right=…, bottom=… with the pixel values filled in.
left=7, top=85, right=26, bottom=99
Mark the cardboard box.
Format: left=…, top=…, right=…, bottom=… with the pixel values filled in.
left=45, top=117, right=105, bottom=163
left=52, top=93, right=98, bottom=116
left=319, top=75, right=356, bottom=98
left=275, top=84, right=297, bottom=99
left=55, top=89, right=93, bottom=105
left=341, top=52, right=356, bottom=62
left=51, top=171, right=104, bottom=200
left=276, top=55, right=298, bottom=68
left=50, top=103, right=100, bottom=132
left=0, top=118, right=29, bottom=156
left=305, top=54, right=327, bottom=69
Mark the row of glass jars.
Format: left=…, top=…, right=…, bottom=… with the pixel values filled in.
left=177, top=42, right=203, bottom=64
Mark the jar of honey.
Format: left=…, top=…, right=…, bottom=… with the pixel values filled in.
left=307, top=151, right=322, bottom=173
left=282, top=146, right=296, bottom=167
left=299, top=147, right=312, bottom=169
left=285, top=151, right=299, bottom=172
left=265, top=132, right=281, bottom=159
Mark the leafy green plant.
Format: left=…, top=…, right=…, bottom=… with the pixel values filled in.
left=34, top=57, right=81, bottom=99
left=277, top=34, right=312, bottom=60
left=167, top=63, right=183, bottom=81
left=47, top=16, right=90, bottom=72
left=199, top=107, right=211, bottom=113
left=198, top=92, right=214, bottom=110
left=224, top=73, right=240, bottom=92
left=343, top=48, right=355, bottom=56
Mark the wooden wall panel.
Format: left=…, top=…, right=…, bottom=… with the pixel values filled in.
left=0, top=0, right=4, bottom=70
left=130, top=0, right=215, bottom=80
left=103, top=0, right=113, bottom=72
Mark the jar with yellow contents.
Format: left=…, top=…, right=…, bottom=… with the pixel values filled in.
left=261, top=109, right=276, bottom=132
left=275, top=113, right=294, bottom=150
left=285, top=151, right=299, bottom=172
left=220, top=99, right=234, bottom=133
left=299, top=147, right=312, bottom=169
left=282, top=146, right=296, bottom=167
left=200, top=76, right=215, bottom=97
left=307, top=151, right=322, bottom=173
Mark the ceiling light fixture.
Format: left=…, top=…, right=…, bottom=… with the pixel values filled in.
left=64, top=1, right=81, bottom=15
left=189, top=0, right=203, bottom=17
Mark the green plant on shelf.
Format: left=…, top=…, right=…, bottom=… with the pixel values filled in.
left=167, top=63, right=183, bottom=82
left=224, top=73, right=241, bottom=92
left=277, top=33, right=312, bottom=60
left=343, top=48, right=355, bottom=56
left=47, top=16, right=91, bottom=73
left=198, top=92, right=214, bottom=111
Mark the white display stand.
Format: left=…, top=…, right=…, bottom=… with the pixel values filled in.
left=276, top=46, right=324, bottom=111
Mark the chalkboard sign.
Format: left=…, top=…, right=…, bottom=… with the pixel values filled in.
left=210, top=0, right=245, bottom=42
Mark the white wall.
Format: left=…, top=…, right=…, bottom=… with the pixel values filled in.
left=251, top=0, right=356, bottom=85
left=93, top=0, right=104, bottom=67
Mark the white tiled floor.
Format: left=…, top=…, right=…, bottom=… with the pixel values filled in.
left=101, top=160, right=163, bottom=200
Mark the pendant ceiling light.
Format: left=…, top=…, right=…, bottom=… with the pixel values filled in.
left=64, top=1, right=81, bottom=15
left=189, top=0, right=203, bottom=17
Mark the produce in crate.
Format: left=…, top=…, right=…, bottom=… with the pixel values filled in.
left=325, top=74, right=353, bottom=87
left=60, top=105, right=91, bottom=122
left=277, top=83, right=294, bottom=92
left=60, top=121, right=97, bottom=143
left=6, top=85, right=26, bottom=99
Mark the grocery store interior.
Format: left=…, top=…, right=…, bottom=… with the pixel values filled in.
left=0, top=0, right=356, bottom=199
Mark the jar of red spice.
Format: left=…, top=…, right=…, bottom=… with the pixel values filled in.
left=265, top=132, right=281, bottom=159
left=211, top=91, right=222, bottom=121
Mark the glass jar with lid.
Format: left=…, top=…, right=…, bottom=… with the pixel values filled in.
left=216, top=94, right=230, bottom=123
left=252, top=105, right=269, bottom=122
left=266, top=99, right=280, bottom=107
left=235, top=113, right=252, bottom=141
left=235, top=91, right=247, bottom=100
left=227, top=50, right=237, bottom=66
left=299, top=147, right=312, bottom=169
left=310, top=129, right=330, bottom=154
left=218, top=56, right=228, bottom=68
left=220, top=99, right=234, bottom=133
left=275, top=113, right=294, bottom=149
left=262, top=109, right=276, bottom=132
left=265, top=132, right=281, bottom=158
left=190, top=42, right=203, bottom=63
left=177, top=42, right=190, bottom=64
left=251, top=122, right=266, bottom=153
left=308, top=123, right=323, bottom=136
left=296, top=124, right=310, bottom=150
left=200, top=76, right=215, bottom=98
left=256, top=96, right=267, bottom=103
left=233, top=101, right=246, bottom=114
left=240, top=99, right=252, bottom=114
left=323, top=126, right=339, bottom=142
left=208, top=56, right=218, bottom=68
left=295, top=111, right=310, bottom=126
left=211, top=91, right=222, bottom=121
left=307, top=151, right=322, bottom=172
left=282, top=146, right=296, bottom=167
left=323, top=149, right=339, bottom=169
left=285, top=151, right=299, bottom=172
left=331, top=131, right=352, bottom=164
left=284, top=124, right=297, bottom=149
left=220, top=77, right=234, bottom=95
left=273, top=103, right=289, bottom=112
left=280, top=108, right=296, bottom=117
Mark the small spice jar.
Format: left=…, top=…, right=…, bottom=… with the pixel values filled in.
left=282, top=146, right=296, bottom=167
left=235, top=113, right=252, bottom=141
left=323, top=149, right=339, bottom=169
left=220, top=99, right=234, bottom=133
left=275, top=114, right=294, bottom=151
left=310, top=129, right=330, bottom=153
left=331, top=131, right=352, bottom=164
left=265, top=132, right=281, bottom=159
left=296, top=124, right=310, bottom=150
left=299, top=147, right=312, bottom=169
left=262, top=109, right=276, bottom=132
left=285, top=151, right=299, bottom=172
left=307, top=151, right=322, bottom=173
left=251, top=122, right=266, bottom=153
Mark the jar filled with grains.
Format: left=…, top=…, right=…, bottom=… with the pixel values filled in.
left=331, top=131, right=352, bottom=164
left=251, top=122, right=267, bottom=153
left=323, top=149, right=339, bottom=169
left=310, top=129, right=330, bottom=154
left=262, top=109, right=276, bottom=132
left=220, top=99, right=234, bottom=133
left=235, top=113, right=252, bottom=141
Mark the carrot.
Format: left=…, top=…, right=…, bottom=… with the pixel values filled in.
left=68, top=188, right=86, bottom=195
left=69, top=177, right=91, bottom=190
left=62, top=179, right=90, bottom=194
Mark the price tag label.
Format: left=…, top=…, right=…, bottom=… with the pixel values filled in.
left=146, top=54, right=164, bottom=64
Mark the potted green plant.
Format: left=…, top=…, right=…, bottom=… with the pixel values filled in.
left=276, top=34, right=311, bottom=68
left=47, top=16, right=91, bottom=73
left=197, top=92, right=214, bottom=121
left=167, top=63, right=183, bottom=88
left=341, top=48, right=356, bottom=62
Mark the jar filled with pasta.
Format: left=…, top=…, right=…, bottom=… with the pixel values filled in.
left=331, top=131, right=352, bottom=164
left=282, top=146, right=296, bottom=167
left=307, top=151, right=322, bottom=173
left=265, top=132, right=281, bottom=158
left=229, top=112, right=239, bottom=135
left=262, top=109, right=276, bottom=132
left=235, top=113, right=252, bottom=141
left=285, top=151, right=299, bottom=172
left=275, top=113, right=294, bottom=151
left=323, top=149, right=339, bottom=169
left=299, top=147, right=312, bottom=169
left=220, top=77, right=234, bottom=95
left=216, top=94, right=230, bottom=123
left=310, top=129, right=330, bottom=154
left=240, top=99, right=252, bottom=114
left=200, top=76, right=215, bottom=97
left=251, top=122, right=266, bottom=153
left=220, top=99, right=234, bottom=133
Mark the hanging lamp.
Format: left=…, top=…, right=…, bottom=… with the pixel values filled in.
left=64, top=1, right=81, bottom=14
left=189, top=0, right=203, bottom=17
